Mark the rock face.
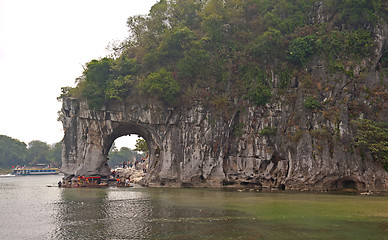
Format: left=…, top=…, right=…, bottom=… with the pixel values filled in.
left=61, top=83, right=388, bottom=191
left=60, top=23, right=388, bottom=191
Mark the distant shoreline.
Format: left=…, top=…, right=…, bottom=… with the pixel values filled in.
left=0, top=168, right=11, bottom=175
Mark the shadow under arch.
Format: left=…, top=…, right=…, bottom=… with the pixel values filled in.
left=102, top=123, right=163, bottom=180
left=327, top=176, right=366, bottom=191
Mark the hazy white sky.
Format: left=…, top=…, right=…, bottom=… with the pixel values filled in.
left=0, top=0, right=158, bottom=148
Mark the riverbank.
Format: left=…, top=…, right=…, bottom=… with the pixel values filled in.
left=56, top=167, right=387, bottom=195
left=0, top=168, right=11, bottom=175
left=113, top=167, right=145, bottom=184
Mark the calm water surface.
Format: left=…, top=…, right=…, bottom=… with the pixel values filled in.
left=0, top=175, right=387, bottom=240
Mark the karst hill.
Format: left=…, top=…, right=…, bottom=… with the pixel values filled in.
left=59, top=0, right=388, bottom=191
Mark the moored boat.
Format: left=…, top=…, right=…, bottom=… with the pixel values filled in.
left=11, top=166, right=60, bottom=175
left=0, top=173, right=15, bottom=178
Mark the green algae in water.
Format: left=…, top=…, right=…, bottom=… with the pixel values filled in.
left=144, top=189, right=388, bottom=240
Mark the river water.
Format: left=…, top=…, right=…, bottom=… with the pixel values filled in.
left=0, top=175, right=388, bottom=240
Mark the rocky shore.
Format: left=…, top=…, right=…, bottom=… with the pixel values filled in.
left=113, top=167, right=146, bottom=184
left=58, top=167, right=146, bottom=188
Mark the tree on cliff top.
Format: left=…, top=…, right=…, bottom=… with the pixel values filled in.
left=61, top=0, right=386, bottom=110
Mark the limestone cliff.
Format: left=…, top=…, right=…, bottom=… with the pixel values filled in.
left=60, top=7, right=388, bottom=191
left=61, top=55, right=388, bottom=191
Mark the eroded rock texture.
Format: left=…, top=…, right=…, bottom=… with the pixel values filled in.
left=61, top=86, right=388, bottom=191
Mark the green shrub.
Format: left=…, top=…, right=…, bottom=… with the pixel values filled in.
left=303, top=96, right=321, bottom=109
left=322, top=30, right=346, bottom=59
left=278, top=69, right=291, bottom=88
left=113, top=56, right=139, bottom=76
left=105, top=75, right=134, bottom=101
left=139, top=68, right=181, bottom=105
left=157, top=27, right=196, bottom=65
left=252, top=27, right=281, bottom=61
left=233, top=123, right=245, bottom=138
left=287, top=35, right=317, bottom=64
left=260, top=126, right=276, bottom=136
left=328, top=60, right=345, bottom=73
left=310, top=128, right=330, bottom=139
left=84, top=58, right=113, bottom=86
left=347, top=29, right=374, bottom=57
left=380, top=48, right=388, bottom=68
left=241, top=67, right=272, bottom=105
left=353, top=119, right=388, bottom=167
left=338, top=0, right=380, bottom=28
left=57, top=86, right=74, bottom=100
left=248, top=84, right=272, bottom=106
left=78, top=58, right=114, bottom=109
left=177, top=42, right=210, bottom=81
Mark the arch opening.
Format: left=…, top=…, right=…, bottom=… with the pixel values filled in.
left=107, top=134, right=146, bottom=169
left=330, top=177, right=359, bottom=191
left=101, top=123, right=162, bottom=181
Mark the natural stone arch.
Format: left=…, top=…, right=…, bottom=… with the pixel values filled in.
left=60, top=97, right=229, bottom=186
left=103, top=122, right=163, bottom=179
left=60, top=98, right=167, bottom=181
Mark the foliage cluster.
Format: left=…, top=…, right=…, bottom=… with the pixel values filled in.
left=310, top=128, right=330, bottom=139
left=303, top=96, right=321, bottom=109
left=353, top=119, right=388, bottom=170
left=233, top=123, right=245, bottom=138
left=260, top=126, right=276, bottom=136
left=0, top=135, right=62, bottom=169
left=59, top=0, right=385, bottom=110
left=133, top=138, right=149, bottom=153
left=324, top=0, right=383, bottom=29
left=139, top=68, right=180, bottom=105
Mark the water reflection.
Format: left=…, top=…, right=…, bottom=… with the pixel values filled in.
left=53, top=187, right=153, bottom=240
left=52, top=187, right=262, bottom=240
left=105, top=188, right=153, bottom=239
left=54, top=188, right=109, bottom=239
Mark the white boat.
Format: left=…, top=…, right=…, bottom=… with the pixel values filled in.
left=0, top=173, right=15, bottom=178
left=11, top=167, right=60, bottom=175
